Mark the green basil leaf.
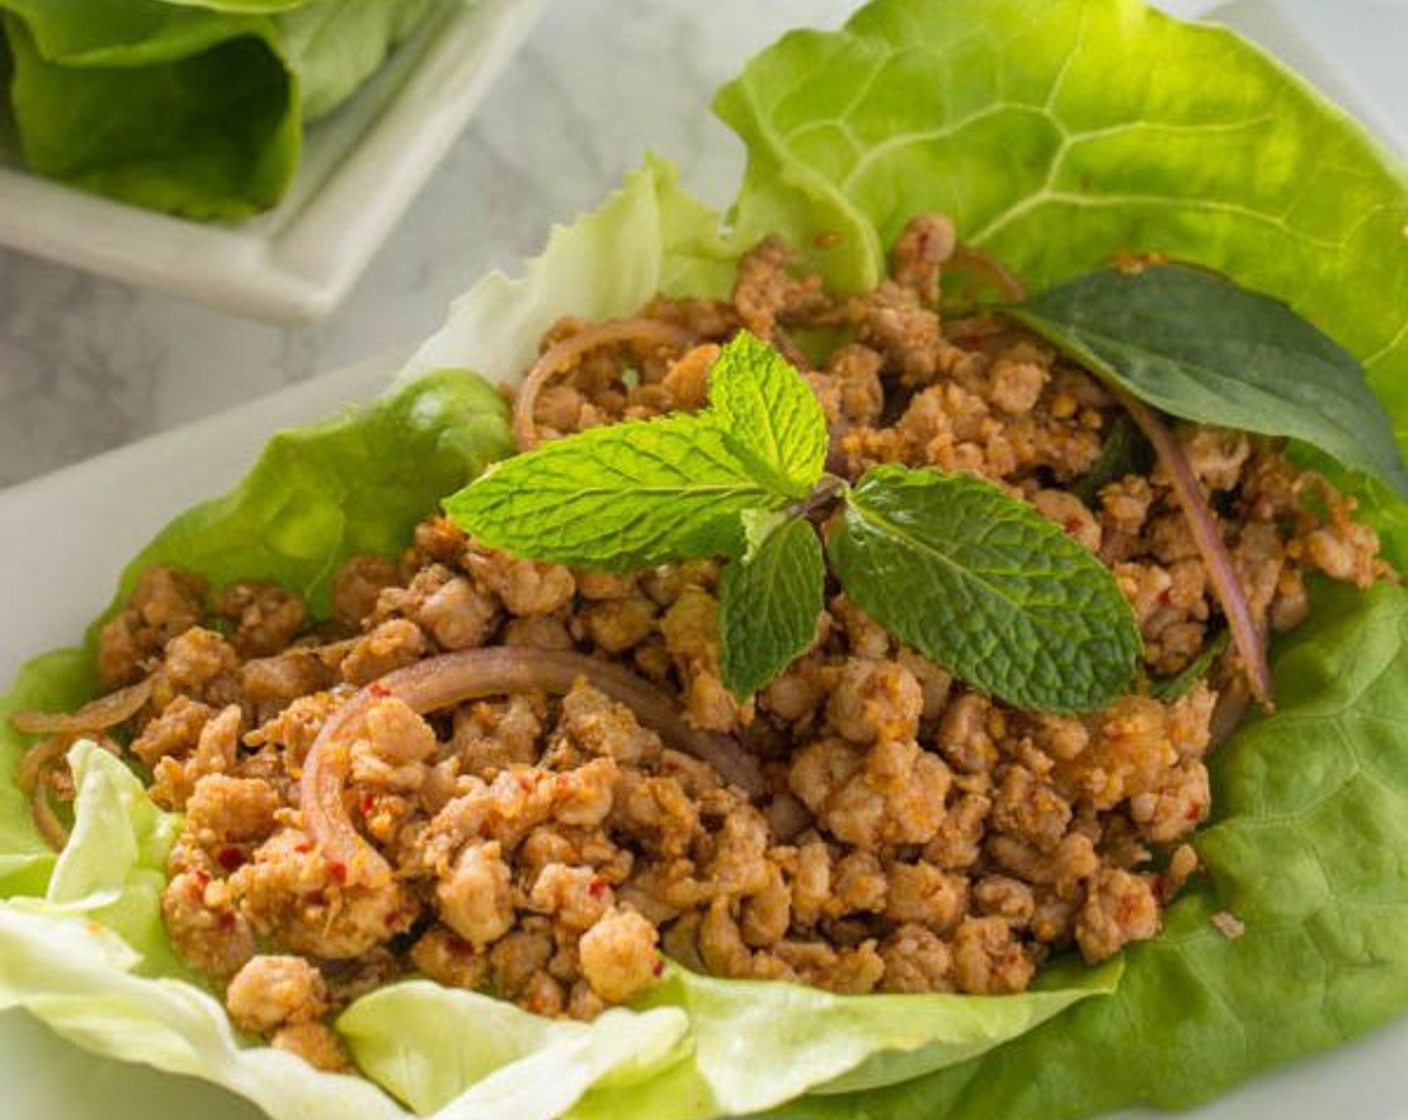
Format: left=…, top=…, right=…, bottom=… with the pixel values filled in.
left=1149, top=630, right=1229, bottom=702
left=1008, top=265, right=1408, bottom=497
left=443, top=414, right=782, bottom=570
left=827, top=465, right=1140, bottom=712
left=710, top=331, right=828, bottom=498
left=719, top=512, right=825, bottom=699
left=1072, top=414, right=1152, bottom=506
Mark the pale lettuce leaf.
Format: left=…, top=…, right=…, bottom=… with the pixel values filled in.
left=567, top=959, right=1118, bottom=1120
left=0, top=743, right=410, bottom=1120
left=339, top=984, right=691, bottom=1117
left=397, top=156, right=737, bottom=394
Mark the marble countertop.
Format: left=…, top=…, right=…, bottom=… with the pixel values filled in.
left=1, top=0, right=1403, bottom=491
left=0, top=0, right=859, bottom=489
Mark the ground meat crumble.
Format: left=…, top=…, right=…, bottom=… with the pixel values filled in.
left=19, top=215, right=1391, bottom=1064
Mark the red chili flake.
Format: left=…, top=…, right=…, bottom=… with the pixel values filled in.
left=329, top=860, right=348, bottom=885
left=216, top=846, right=245, bottom=872
left=369, top=682, right=391, bottom=698
left=218, top=911, right=237, bottom=931
left=360, top=792, right=377, bottom=816
left=295, top=840, right=313, bottom=854
left=1064, top=517, right=1084, bottom=536
left=652, top=957, right=665, bottom=977
left=588, top=878, right=607, bottom=899
left=1186, top=802, right=1203, bottom=822
left=1158, top=587, right=1173, bottom=606
left=1150, top=873, right=1167, bottom=902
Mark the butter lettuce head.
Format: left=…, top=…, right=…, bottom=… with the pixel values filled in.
left=2, top=1, right=1408, bottom=1119
left=0, top=0, right=439, bottom=219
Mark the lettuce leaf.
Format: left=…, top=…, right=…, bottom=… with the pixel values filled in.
left=715, top=0, right=1408, bottom=548
left=0, top=0, right=441, bottom=219
left=708, top=0, right=1408, bottom=1113
left=91, top=365, right=513, bottom=628
left=0, top=742, right=411, bottom=1120
left=778, top=582, right=1408, bottom=1120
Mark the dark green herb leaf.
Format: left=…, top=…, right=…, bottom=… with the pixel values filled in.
left=1073, top=414, right=1153, bottom=506
left=444, top=414, right=780, bottom=570
left=719, top=513, right=825, bottom=699
left=827, top=465, right=1140, bottom=712
left=1150, top=631, right=1229, bottom=701
left=1008, top=265, right=1408, bottom=497
left=710, top=331, right=828, bottom=498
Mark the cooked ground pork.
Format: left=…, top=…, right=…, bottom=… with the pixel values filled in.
left=22, top=216, right=1390, bottom=1059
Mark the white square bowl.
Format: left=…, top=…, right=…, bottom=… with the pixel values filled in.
left=0, top=0, right=543, bottom=326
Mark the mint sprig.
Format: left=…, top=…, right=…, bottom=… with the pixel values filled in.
left=445, top=331, right=1141, bottom=711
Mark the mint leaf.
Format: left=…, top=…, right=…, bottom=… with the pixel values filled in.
left=443, top=414, right=782, bottom=570
left=719, top=513, right=825, bottom=699
left=1008, top=265, right=1408, bottom=498
left=827, top=465, right=1139, bottom=712
left=710, top=331, right=828, bottom=498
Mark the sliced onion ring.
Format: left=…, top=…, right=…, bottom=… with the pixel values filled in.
left=30, top=786, right=69, bottom=853
left=10, top=678, right=152, bottom=736
left=300, top=647, right=766, bottom=886
left=1116, top=392, right=1274, bottom=708
left=512, top=318, right=696, bottom=451
left=948, top=245, right=1029, bottom=303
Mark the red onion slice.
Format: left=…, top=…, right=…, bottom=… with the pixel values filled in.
left=513, top=319, right=696, bottom=451
left=300, top=647, right=765, bottom=885
left=1117, top=392, right=1274, bottom=708
left=11, top=679, right=152, bottom=736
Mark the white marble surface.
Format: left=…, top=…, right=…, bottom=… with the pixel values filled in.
left=0, top=0, right=856, bottom=488
left=1, top=0, right=1403, bottom=491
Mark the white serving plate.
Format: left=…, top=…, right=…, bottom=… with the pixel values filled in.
left=0, top=0, right=544, bottom=326
left=0, top=1, right=1405, bottom=1117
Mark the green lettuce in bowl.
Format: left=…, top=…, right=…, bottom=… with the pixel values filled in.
left=0, top=0, right=442, bottom=220
left=3, top=1, right=1408, bottom=1118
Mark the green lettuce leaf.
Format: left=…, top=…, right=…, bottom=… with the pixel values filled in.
left=779, top=582, right=1408, bottom=1120
left=715, top=0, right=1408, bottom=518
left=93, top=366, right=513, bottom=627
left=0, top=0, right=440, bottom=219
